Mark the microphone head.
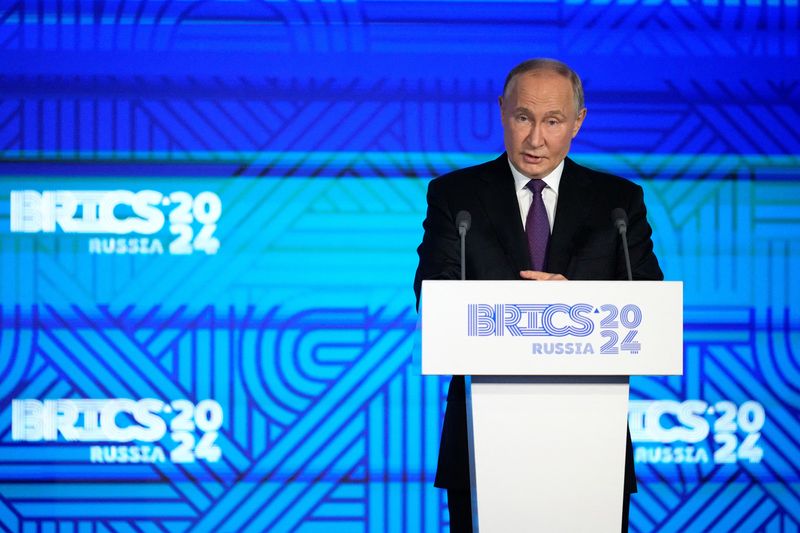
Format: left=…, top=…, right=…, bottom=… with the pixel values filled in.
left=611, top=208, right=628, bottom=233
left=455, top=210, right=472, bottom=232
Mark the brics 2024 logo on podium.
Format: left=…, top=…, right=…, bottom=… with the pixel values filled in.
left=12, top=398, right=225, bottom=464
left=467, top=303, right=643, bottom=356
left=10, top=190, right=222, bottom=256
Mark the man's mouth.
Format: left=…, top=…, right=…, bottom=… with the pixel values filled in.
left=523, top=154, right=545, bottom=163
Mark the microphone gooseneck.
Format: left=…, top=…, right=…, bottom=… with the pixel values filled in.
left=611, top=208, right=633, bottom=281
left=455, top=210, right=472, bottom=281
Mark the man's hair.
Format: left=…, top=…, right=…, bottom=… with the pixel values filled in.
left=502, top=58, right=585, bottom=113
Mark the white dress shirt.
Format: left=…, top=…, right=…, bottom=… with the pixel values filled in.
left=509, top=158, right=564, bottom=232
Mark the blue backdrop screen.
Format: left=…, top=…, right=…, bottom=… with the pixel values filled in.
left=1, top=1, right=799, bottom=531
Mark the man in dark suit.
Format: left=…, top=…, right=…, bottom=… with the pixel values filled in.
left=414, top=58, right=663, bottom=531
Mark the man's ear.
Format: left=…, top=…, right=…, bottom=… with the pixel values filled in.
left=498, top=96, right=506, bottom=122
left=572, top=107, right=587, bottom=138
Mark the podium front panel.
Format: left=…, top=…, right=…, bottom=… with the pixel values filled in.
left=421, top=280, right=682, bottom=376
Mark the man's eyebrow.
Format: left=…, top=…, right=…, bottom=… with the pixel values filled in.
left=510, top=107, right=567, bottom=118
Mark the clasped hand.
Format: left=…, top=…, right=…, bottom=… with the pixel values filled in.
left=519, top=270, right=567, bottom=281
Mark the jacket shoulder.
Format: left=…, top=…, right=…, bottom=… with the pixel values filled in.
left=567, top=158, right=641, bottom=193
left=428, top=157, right=504, bottom=192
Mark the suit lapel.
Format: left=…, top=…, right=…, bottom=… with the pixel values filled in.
left=548, top=157, right=590, bottom=274
left=476, top=155, right=531, bottom=273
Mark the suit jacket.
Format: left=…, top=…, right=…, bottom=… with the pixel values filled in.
left=414, top=154, right=663, bottom=491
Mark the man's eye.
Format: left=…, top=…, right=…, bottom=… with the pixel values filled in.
left=515, top=115, right=528, bottom=122
left=546, top=119, right=559, bottom=126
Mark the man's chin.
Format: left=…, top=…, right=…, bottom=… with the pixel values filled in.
left=515, top=160, right=551, bottom=179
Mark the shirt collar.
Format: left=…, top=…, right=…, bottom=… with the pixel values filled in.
left=508, top=158, right=565, bottom=194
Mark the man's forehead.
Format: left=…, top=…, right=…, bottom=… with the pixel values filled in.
left=505, top=73, right=576, bottom=113
left=507, top=69, right=572, bottom=94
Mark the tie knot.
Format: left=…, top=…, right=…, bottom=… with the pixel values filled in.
left=526, top=179, right=547, bottom=195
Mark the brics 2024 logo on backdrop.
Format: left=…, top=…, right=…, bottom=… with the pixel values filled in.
left=12, top=398, right=224, bottom=464
left=9, top=190, right=221, bottom=255
left=630, top=399, right=765, bottom=465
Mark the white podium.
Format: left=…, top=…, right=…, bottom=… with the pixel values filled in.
left=420, top=280, right=683, bottom=532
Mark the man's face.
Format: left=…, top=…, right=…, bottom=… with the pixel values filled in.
left=500, top=70, right=586, bottom=180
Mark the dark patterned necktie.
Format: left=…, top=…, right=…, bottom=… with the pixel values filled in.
left=525, top=179, right=550, bottom=271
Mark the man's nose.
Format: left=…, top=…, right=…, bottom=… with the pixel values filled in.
left=526, top=123, right=544, bottom=147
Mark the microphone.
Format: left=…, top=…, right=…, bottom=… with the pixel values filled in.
left=455, top=210, right=471, bottom=281
left=456, top=210, right=472, bottom=237
left=611, top=208, right=633, bottom=281
left=611, top=208, right=628, bottom=235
